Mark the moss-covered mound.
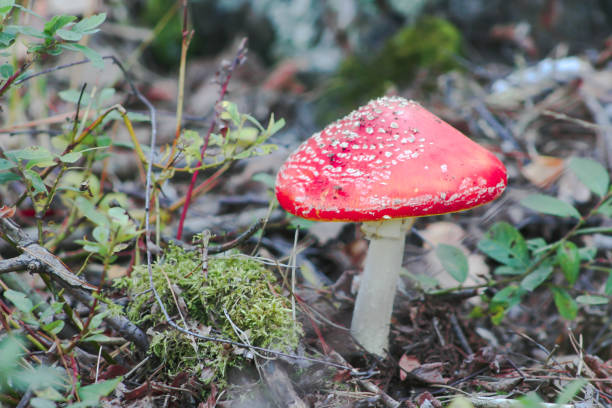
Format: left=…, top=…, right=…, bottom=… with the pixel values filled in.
left=120, top=244, right=300, bottom=382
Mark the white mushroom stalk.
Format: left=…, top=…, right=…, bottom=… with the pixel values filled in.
left=351, top=218, right=414, bottom=356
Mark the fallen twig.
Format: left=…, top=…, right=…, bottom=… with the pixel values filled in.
left=0, top=217, right=148, bottom=350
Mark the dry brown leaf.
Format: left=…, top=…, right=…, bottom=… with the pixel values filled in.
left=399, top=354, right=421, bottom=381
left=0, top=205, right=16, bottom=218
left=521, top=155, right=565, bottom=188
left=411, top=362, right=448, bottom=384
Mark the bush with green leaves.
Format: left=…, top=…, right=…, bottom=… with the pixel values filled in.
left=0, top=1, right=106, bottom=93
left=431, top=157, right=611, bottom=323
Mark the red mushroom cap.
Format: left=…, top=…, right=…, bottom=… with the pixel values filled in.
left=275, top=96, right=507, bottom=221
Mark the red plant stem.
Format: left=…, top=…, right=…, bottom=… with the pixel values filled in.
left=176, top=38, right=247, bottom=240
left=0, top=62, right=29, bottom=98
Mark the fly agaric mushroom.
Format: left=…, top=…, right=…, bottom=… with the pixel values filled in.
left=275, top=96, right=507, bottom=356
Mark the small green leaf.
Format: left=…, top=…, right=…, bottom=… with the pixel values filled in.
left=7, top=24, right=47, bottom=38
left=30, top=397, right=58, bottom=408
left=551, top=287, right=578, bottom=320
left=10, top=146, right=56, bottom=167
left=494, top=266, right=523, bottom=275
left=0, top=171, right=20, bottom=184
left=578, top=246, right=597, bottom=262
left=4, top=289, right=34, bottom=313
left=77, top=376, right=122, bottom=402
left=596, top=197, right=612, bottom=217
left=75, top=196, right=109, bottom=227
left=58, top=89, right=91, bottom=105
left=0, top=31, right=16, bottom=48
left=56, top=28, right=83, bottom=41
left=0, top=63, right=13, bottom=78
left=288, top=217, right=315, bottom=230
left=42, top=320, right=65, bottom=335
left=44, top=15, right=77, bottom=35
left=92, top=226, right=109, bottom=244
left=477, top=222, right=529, bottom=268
left=520, top=194, right=581, bottom=219
left=0, top=158, right=15, bottom=170
left=59, top=43, right=104, bottom=69
left=252, top=172, right=276, bottom=189
left=24, top=169, right=47, bottom=194
left=72, top=13, right=106, bottom=34
left=491, top=285, right=524, bottom=308
left=556, top=378, right=587, bottom=404
left=60, top=151, right=82, bottom=163
left=606, top=272, right=612, bottom=296
left=0, top=0, right=15, bottom=16
left=435, top=244, right=468, bottom=283
left=556, top=241, right=580, bottom=285
left=569, top=157, right=609, bottom=197
left=83, top=333, right=112, bottom=343
left=89, top=310, right=108, bottom=329
left=575, top=295, right=609, bottom=305
left=520, top=265, right=553, bottom=291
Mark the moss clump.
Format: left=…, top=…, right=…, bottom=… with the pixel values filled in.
left=120, top=244, right=300, bottom=382
left=319, top=17, right=462, bottom=123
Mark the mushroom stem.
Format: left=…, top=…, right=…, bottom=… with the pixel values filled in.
left=351, top=217, right=415, bottom=356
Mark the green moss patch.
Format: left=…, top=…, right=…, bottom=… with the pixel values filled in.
left=120, top=244, right=300, bottom=383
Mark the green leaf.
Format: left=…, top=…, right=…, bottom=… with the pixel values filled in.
left=58, top=89, right=91, bottom=105
left=10, top=146, right=56, bottom=167
left=0, top=31, right=16, bottom=48
left=0, top=0, right=15, bottom=16
left=75, top=196, right=109, bottom=227
left=493, top=265, right=523, bottom=275
left=0, top=63, right=13, bottom=78
left=24, top=169, right=47, bottom=194
left=520, top=194, right=581, bottom=219
left=30, top=397, right=58, bottom=408
left=0, top=335, right=23, bottom=377
left=60, top=43, right=104, bottom=68
left=518, top=392, right=544, bottom=408
left=77, top=376, right=122, bottom=402
left=606, top=272, right=612, bottom=296
left=288, top=217, right=315, bottom=230
left=556, top=378, right=587, bottom=404
left=7, top=24, right=47, bottom=39
left=575, top=295, right=609, bottom=305
left=89, top=310, right=108, bottom=329
left=551, top=287, right=578, bottom=320
left=220, top=101, right=241, bottom=125
left=578, top=246, right=597, bottom=262
left=0, top=158, right=15, bottom=170
left=92, top=226, right=109, bottom=244
left=56, top=28, right=83, bottom=41
left=596, top=197, right=612, bottom=217
left=42, top=320, right=65, bottom=335
left=59, top=151, right=82, bottom=163
left=82, top=333, right=112, bottom=343
left=477, top=222, right=529, bottom=268
left=556, top=241, right=580, bottom=285
left=435, top=244, right=468, bottom=283
left=72, top=13, right=106, bottom=34
left=44, top=15, right=77, bottom=35
left=4, top=289, right=34, bottom=313
left=520, top=265, right=553, bottom=291
left=569, top=157, right=609, bottom=197
left=252, top=172, right=276, bottom=189
left=0, top=171, right=20, bottom=184
left=491, top=285, right=524, bottom=308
